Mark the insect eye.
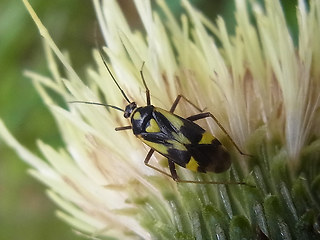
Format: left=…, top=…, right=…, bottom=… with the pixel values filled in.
left=124, top=102, right=137, bottom=118
left=124, top=112, right=130, bottom=118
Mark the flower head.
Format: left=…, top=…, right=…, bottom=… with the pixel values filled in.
left=0, top=0, right=320, bottom=239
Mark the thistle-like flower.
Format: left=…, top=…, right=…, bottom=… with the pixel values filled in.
left=0, top=0, right=320, bottom=239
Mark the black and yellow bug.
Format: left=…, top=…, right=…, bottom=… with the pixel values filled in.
left=72, top=57, right=249, bottom=185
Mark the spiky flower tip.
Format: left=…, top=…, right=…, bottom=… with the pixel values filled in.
left=0, top=0, right=320, bottom=239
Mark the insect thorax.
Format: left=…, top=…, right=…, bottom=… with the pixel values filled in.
left=130, top=105, right=155, bottom=135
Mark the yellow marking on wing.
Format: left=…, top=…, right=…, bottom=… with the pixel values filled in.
left=139, top=137, right=169, bottom=155
left=146, top=119, right=160, bottom=133
left=199, top=131, right=215, bottom=144
left=133, top=111, right=141, bottom=120
left=172, top=131, right=191, bottom=144
left=156, top=108, right=191, bottom=144
left=156, top=108, right=183, bottom=129
left=186, top=157, right=199, bottom=172
left=167, top=139, right=187, bottom=151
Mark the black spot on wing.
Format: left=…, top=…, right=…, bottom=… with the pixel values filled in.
left=141, top=132, right=191, bottom=167
left=167, top=148, right=191, bottom=167
left=179, top=120, right=205, bottom=144
left=186, top=139, right=231, bottom=173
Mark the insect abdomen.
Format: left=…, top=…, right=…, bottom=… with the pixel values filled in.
left=185, top=138, right=231, bottom=173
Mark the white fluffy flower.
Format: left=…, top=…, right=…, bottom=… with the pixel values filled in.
left=0, top=0, right=319, bottom=239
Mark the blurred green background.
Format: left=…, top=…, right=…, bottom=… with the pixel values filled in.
left=0, top=0, right=297, bottom=239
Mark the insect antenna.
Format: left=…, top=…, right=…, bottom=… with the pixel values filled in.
left=96, top=45, right=131, bottom=104
left=69, top=101, right=124, bottom=112
left=70, top=28, right=130, bottom=113
left=93, top=24, right=131, bottom=104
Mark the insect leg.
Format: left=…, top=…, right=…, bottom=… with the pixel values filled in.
left=139, top=62, right=151, bottom=105
left=168, top=160, right=248, bottom=184
left=115, top=126, right=132, bottom=131
left=147, top=152, right=249, bottom=185
left=169, top=95, right=249, bottom=154
left=170, top=94, right=204, bottom=113
left=144, top=149, right=174, bottom=178
left=187, top=112, right=250, bottom=156
left=168, top=160, right=179, bottom=181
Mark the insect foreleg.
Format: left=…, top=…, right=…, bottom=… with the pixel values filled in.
left=115, top=126, right=132, bottom=131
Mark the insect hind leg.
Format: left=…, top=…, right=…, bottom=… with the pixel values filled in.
left=168, top=160, right=248, bottom=184
left=145, top=150, right=248, bottom=185
left=170, top=95, right=249, bottom=156
left=187, top=112, right=250, bottom=156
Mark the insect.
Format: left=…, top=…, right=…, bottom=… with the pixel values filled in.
left=71, top=55, right=250, bottom=185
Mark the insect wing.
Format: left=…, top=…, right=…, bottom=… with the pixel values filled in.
left=137, top=108, right=201, bottom=168
left=138, top=107, right=231, bottom=173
